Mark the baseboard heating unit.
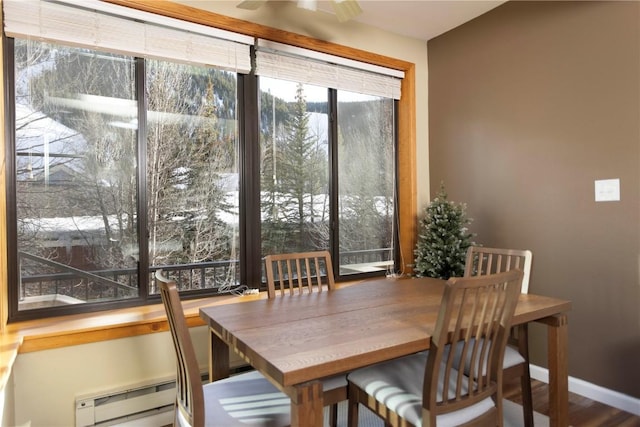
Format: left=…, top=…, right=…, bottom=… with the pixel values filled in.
left=75, top=376, right=179, bottom=427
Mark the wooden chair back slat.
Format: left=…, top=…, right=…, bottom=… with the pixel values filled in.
left=465, top=246, right=533, bottom=293
left=264, top=251, right=335, bottom=298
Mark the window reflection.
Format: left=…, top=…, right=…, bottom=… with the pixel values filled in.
left=259, top=78, right=330, bottom=255
left=258, top=78, right=396, bottom=276
left=337, top=92, right=395, bottom=275
left=146, top=60, right=240, bottom=293
left=15, top=40, right=139, bottom=309
left=14, top=41, right=242, bottom=311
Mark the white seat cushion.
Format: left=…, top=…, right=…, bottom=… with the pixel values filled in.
left=450, top=339, right=526, bottom=376
left=504, top=344, right=527, bottom=368
left=201, top=370, right=291, bottom=426
left=322, top=373, right=348, bottom=391
left=347, top=352, right=495, bottom=427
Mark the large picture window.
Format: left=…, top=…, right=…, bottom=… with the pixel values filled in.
left=336, top=91, right=395, bottom=275
left=258, top=78, right=396, bottom=275
left=259, top=79, right=330, bottom=255
left=5, top=3, right=401, bottom=320
left=145, top=60, right=241, bottom=294
left=15, top=40, right=140, bottom=310
left=11, top=39, right=244, bottom=318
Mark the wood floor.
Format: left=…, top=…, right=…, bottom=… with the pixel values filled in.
left=503, top=378, right=640, bottom=427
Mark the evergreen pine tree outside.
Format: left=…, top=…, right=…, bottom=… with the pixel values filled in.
left=414, top=185, right=474, bottom=279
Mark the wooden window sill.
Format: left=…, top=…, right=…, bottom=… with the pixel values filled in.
left=0, top=292, right=268, bottom=392
left=6, top=292, right=267, bottom=353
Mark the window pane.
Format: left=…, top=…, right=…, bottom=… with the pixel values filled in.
left=15, top=40, right=139, bottom=310
left=259, top=78, right=330, bottom=255
left=337, top=92, right=395, bottom=275
left=146, top=60, right=240, bottom=293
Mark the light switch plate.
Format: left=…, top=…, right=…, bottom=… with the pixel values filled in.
left=594, top=179, right=620, bottom=202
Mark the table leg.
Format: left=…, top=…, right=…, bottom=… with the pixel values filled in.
left=208, top=328, right=230, bottom=382
left=290, top=380, right=323, bottom=427
left=539, top=314, right=569, bottom=427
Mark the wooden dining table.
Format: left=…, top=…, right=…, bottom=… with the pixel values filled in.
left=200, top=276, right=572, bottom=427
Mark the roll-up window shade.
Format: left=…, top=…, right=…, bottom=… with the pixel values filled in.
left=255, top=39, right=403, bottom=99
left=3, top=0, right=252, bottom=73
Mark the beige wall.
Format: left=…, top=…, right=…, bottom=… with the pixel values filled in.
left=12, top=327, right=208, bottom=426
left=7, top=4, right=430, bottom=425
left=428, top=1, right=640, bottom=398
left=1, top=372, right=14, bottom=427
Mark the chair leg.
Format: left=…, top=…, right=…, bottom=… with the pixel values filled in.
left=520, top=366, right=534, bottom=427
left=328, top=403, right=338, bottom=427
left=518, top=324, right=534, bottom=427
left=347, top=397, right=359, bottom=427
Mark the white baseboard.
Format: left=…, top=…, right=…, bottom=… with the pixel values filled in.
left=529, top=364, right=640, bottom=417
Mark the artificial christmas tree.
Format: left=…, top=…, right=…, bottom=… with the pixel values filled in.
left=414, top=185, right=474, bottom=279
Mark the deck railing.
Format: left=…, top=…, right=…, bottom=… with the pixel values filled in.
left=19, top=248, right=393, bottom=305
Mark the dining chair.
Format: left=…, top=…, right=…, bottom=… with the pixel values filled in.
left=264, top=250, right=346, bottom=427
left=156, top=270, right=291, bottom=427
left=264, top=250, right=336, bottom=297
left=347, top=269, right=524, bottom=427
left=464, top=246, right=534, bottom=427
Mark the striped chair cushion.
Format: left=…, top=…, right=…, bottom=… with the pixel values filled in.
left=348, top=352, right=495, bottom=427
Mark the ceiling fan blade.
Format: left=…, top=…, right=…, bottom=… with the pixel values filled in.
left=237, top=0, right=268, bottom=10
left=332, top=0, right=362, bottom=23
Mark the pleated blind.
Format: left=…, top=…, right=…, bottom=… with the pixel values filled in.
left=3, top=0, right=253, bottom=73
left=255, top=39, right=403, bottom=99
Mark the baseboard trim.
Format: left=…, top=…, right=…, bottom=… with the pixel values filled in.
left=529, top=364, right=640, bottom=416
